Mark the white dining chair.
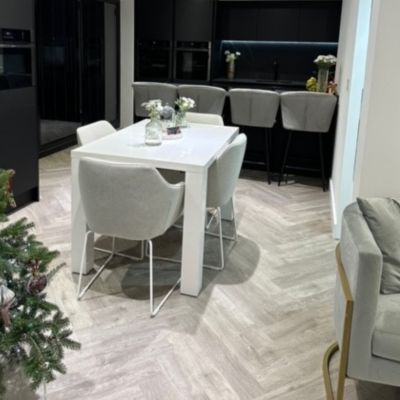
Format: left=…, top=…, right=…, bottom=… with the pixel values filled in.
left=205, top=133, right=247, bottom=270
left=186, top=112, right=224, bottom=126
left=76, top=120, right=116, bottom=146
left=76, top=157, right=185, bottom=317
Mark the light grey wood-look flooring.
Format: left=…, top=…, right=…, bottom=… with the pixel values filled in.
left=6, top=149, right=400, bottom=400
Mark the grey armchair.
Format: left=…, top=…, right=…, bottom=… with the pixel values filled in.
left=324, top=202, right=400, bottom=399
left=77, top=157, right=185, bottom=317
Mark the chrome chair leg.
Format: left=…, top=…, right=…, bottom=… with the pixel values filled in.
left=148, top=239, right=181, bottom=318
left=204, top=207, right=225, bottom=271
left=77, top=230, right=115, bottom=300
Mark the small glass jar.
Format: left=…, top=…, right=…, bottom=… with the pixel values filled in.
left=175, top=111, right=187, bottom=128
left=145, top=118, right=162, bottom=146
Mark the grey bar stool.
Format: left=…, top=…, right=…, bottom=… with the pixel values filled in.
left=178, top=85, right=226, bottom=115
left=229, top=89, right=280, bottom=184
left=279, top=91, right=337, bottom=191
left=132, top=82, right=177, bottom=118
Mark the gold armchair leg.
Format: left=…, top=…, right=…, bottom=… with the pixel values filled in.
left=323, top=245, right=354, bottom=400
left=323, top=342, right=340, bottom=400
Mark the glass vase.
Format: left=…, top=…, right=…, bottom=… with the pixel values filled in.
left=175, top=111, right=187, bottom=128
left=145, top=118, right=162, bottom=146
left=227, top=60, right=235, bottom=80
left=317, top=67, right=329, bottom=93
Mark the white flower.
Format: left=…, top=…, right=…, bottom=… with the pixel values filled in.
left=314, top=54, right=337, bottom=68
left=224, top=49, right=241, bottom=63
left=141, top=99, right=163, bottom=119
left=175, top=96, right=195, bottom=112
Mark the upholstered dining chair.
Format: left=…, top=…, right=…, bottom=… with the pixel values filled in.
left=132, top=81, right=177, bottom=119
left=205, top=133, right=247, bottom=270
left=229, top=89, right=280, bottom=184
left=76, top=120, right=116, bottom=146
left=185, top=112, right=224, bottom=126
left=178, top=85, right=226, bottom=115
left=77, top=158, right=185, bottom=317
left=279, top=91, right=337, bottom=191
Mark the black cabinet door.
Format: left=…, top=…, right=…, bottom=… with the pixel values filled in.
left=175, top=0, right=214, bottom=42
left=216, top=3, right=258, bottom=40
left=298, top=2, right=341, bottom=42
left=257, top=5, right=301, bottom=41
left=135, top=0, right=174, bottom=40
left=0, top=88, right=38, bottom=196
left=0, top=0, right=34, bottom=30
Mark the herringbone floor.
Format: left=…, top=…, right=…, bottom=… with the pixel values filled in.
left=6, top=149, right=400, bottom=400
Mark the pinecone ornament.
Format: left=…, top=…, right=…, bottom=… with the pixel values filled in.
left=27, top=274, right=47, bottom=295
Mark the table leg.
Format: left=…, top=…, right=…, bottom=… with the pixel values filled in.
left=71, top=157, right=93, bottom=274
left=181, top=170, right=207, bottom=296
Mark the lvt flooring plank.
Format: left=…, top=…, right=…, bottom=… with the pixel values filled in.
left=5, top=148, right=400, bottom=400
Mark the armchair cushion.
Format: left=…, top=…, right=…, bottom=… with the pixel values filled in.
left=356, top=197, right=400, bottom=294
left=372, top=293, right=400, bottom=362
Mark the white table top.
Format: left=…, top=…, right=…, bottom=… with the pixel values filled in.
left=72, top=120, right=239, bottom=173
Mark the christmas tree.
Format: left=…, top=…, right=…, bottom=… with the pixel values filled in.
left=0, top=169, right=80, bottom=394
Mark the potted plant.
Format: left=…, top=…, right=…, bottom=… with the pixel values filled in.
left=224, top=50, right=241, bottom=80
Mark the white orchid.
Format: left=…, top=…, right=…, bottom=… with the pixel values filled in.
left=175, top=97, right=195, bottom=112
left=141, top=99, right=163, bottom=119
left=225, top=50, right=241, bottom=63
left=314, top=54, right=337, bottom=69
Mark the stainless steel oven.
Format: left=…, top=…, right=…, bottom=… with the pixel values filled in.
left=174, top=41, right=210, bottom=82
left=0, top=28, right=34, bottom=90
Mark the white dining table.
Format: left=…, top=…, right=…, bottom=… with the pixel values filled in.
left=71, top=119, right=239, bottom=296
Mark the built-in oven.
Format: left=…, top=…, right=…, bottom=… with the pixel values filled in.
left=174, top=41, right=210, bottom=82
left=135, top=40, right=172, bottom=81
left=0, top=28, right=34, bottom=90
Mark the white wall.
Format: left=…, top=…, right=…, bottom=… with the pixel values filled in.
left=353, top=0, right=400, bottom=198
left=120, top=0, right=134, bottom=128
left=330, top=0, right=372, bottom=238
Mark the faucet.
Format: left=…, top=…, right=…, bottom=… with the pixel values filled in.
left=273, top=60, right=279, bottom=81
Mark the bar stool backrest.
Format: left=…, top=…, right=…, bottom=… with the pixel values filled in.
left=280, top=91, right=337, bottom=133
left=133, top=82, right=177, bottom=118
left=178, top=85, right=226, bottom=115
left=229, top=89, right=280, bottom=128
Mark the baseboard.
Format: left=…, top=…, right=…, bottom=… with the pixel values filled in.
left=329, top=179, right=341, bottom=239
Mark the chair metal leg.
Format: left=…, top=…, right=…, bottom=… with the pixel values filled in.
left=204, top=207, right=225, bottom=271
left=148, top=240, right=154, bottom=316
left=148, top=239, right=181, bottom=318
left=319, top=133, right=326, bottom=192
left=77, top=230, right=115, bottom=300
left=278, top=131, right=293, bottom=186
left=265, top=128, right=272, bottom=184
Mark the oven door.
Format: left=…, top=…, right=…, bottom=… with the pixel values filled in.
left=174, top=48, right=210, bottom=82
left=0, top=45, right=33, bottom=90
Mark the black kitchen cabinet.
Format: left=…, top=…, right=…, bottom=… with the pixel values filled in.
left=216, top=3, right=259, bottom=40
left=135, top=0, right=174, bottom=41
left=0, top=88, right=38, bottom=201
left=216, top=1, right=341, bottom=42
left=0, top=0, right=39, bottom=208
left=174, top=0, right=214, bottom=42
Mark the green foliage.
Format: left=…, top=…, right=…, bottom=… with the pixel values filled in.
left=0, top=169, right=80, bottom=393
